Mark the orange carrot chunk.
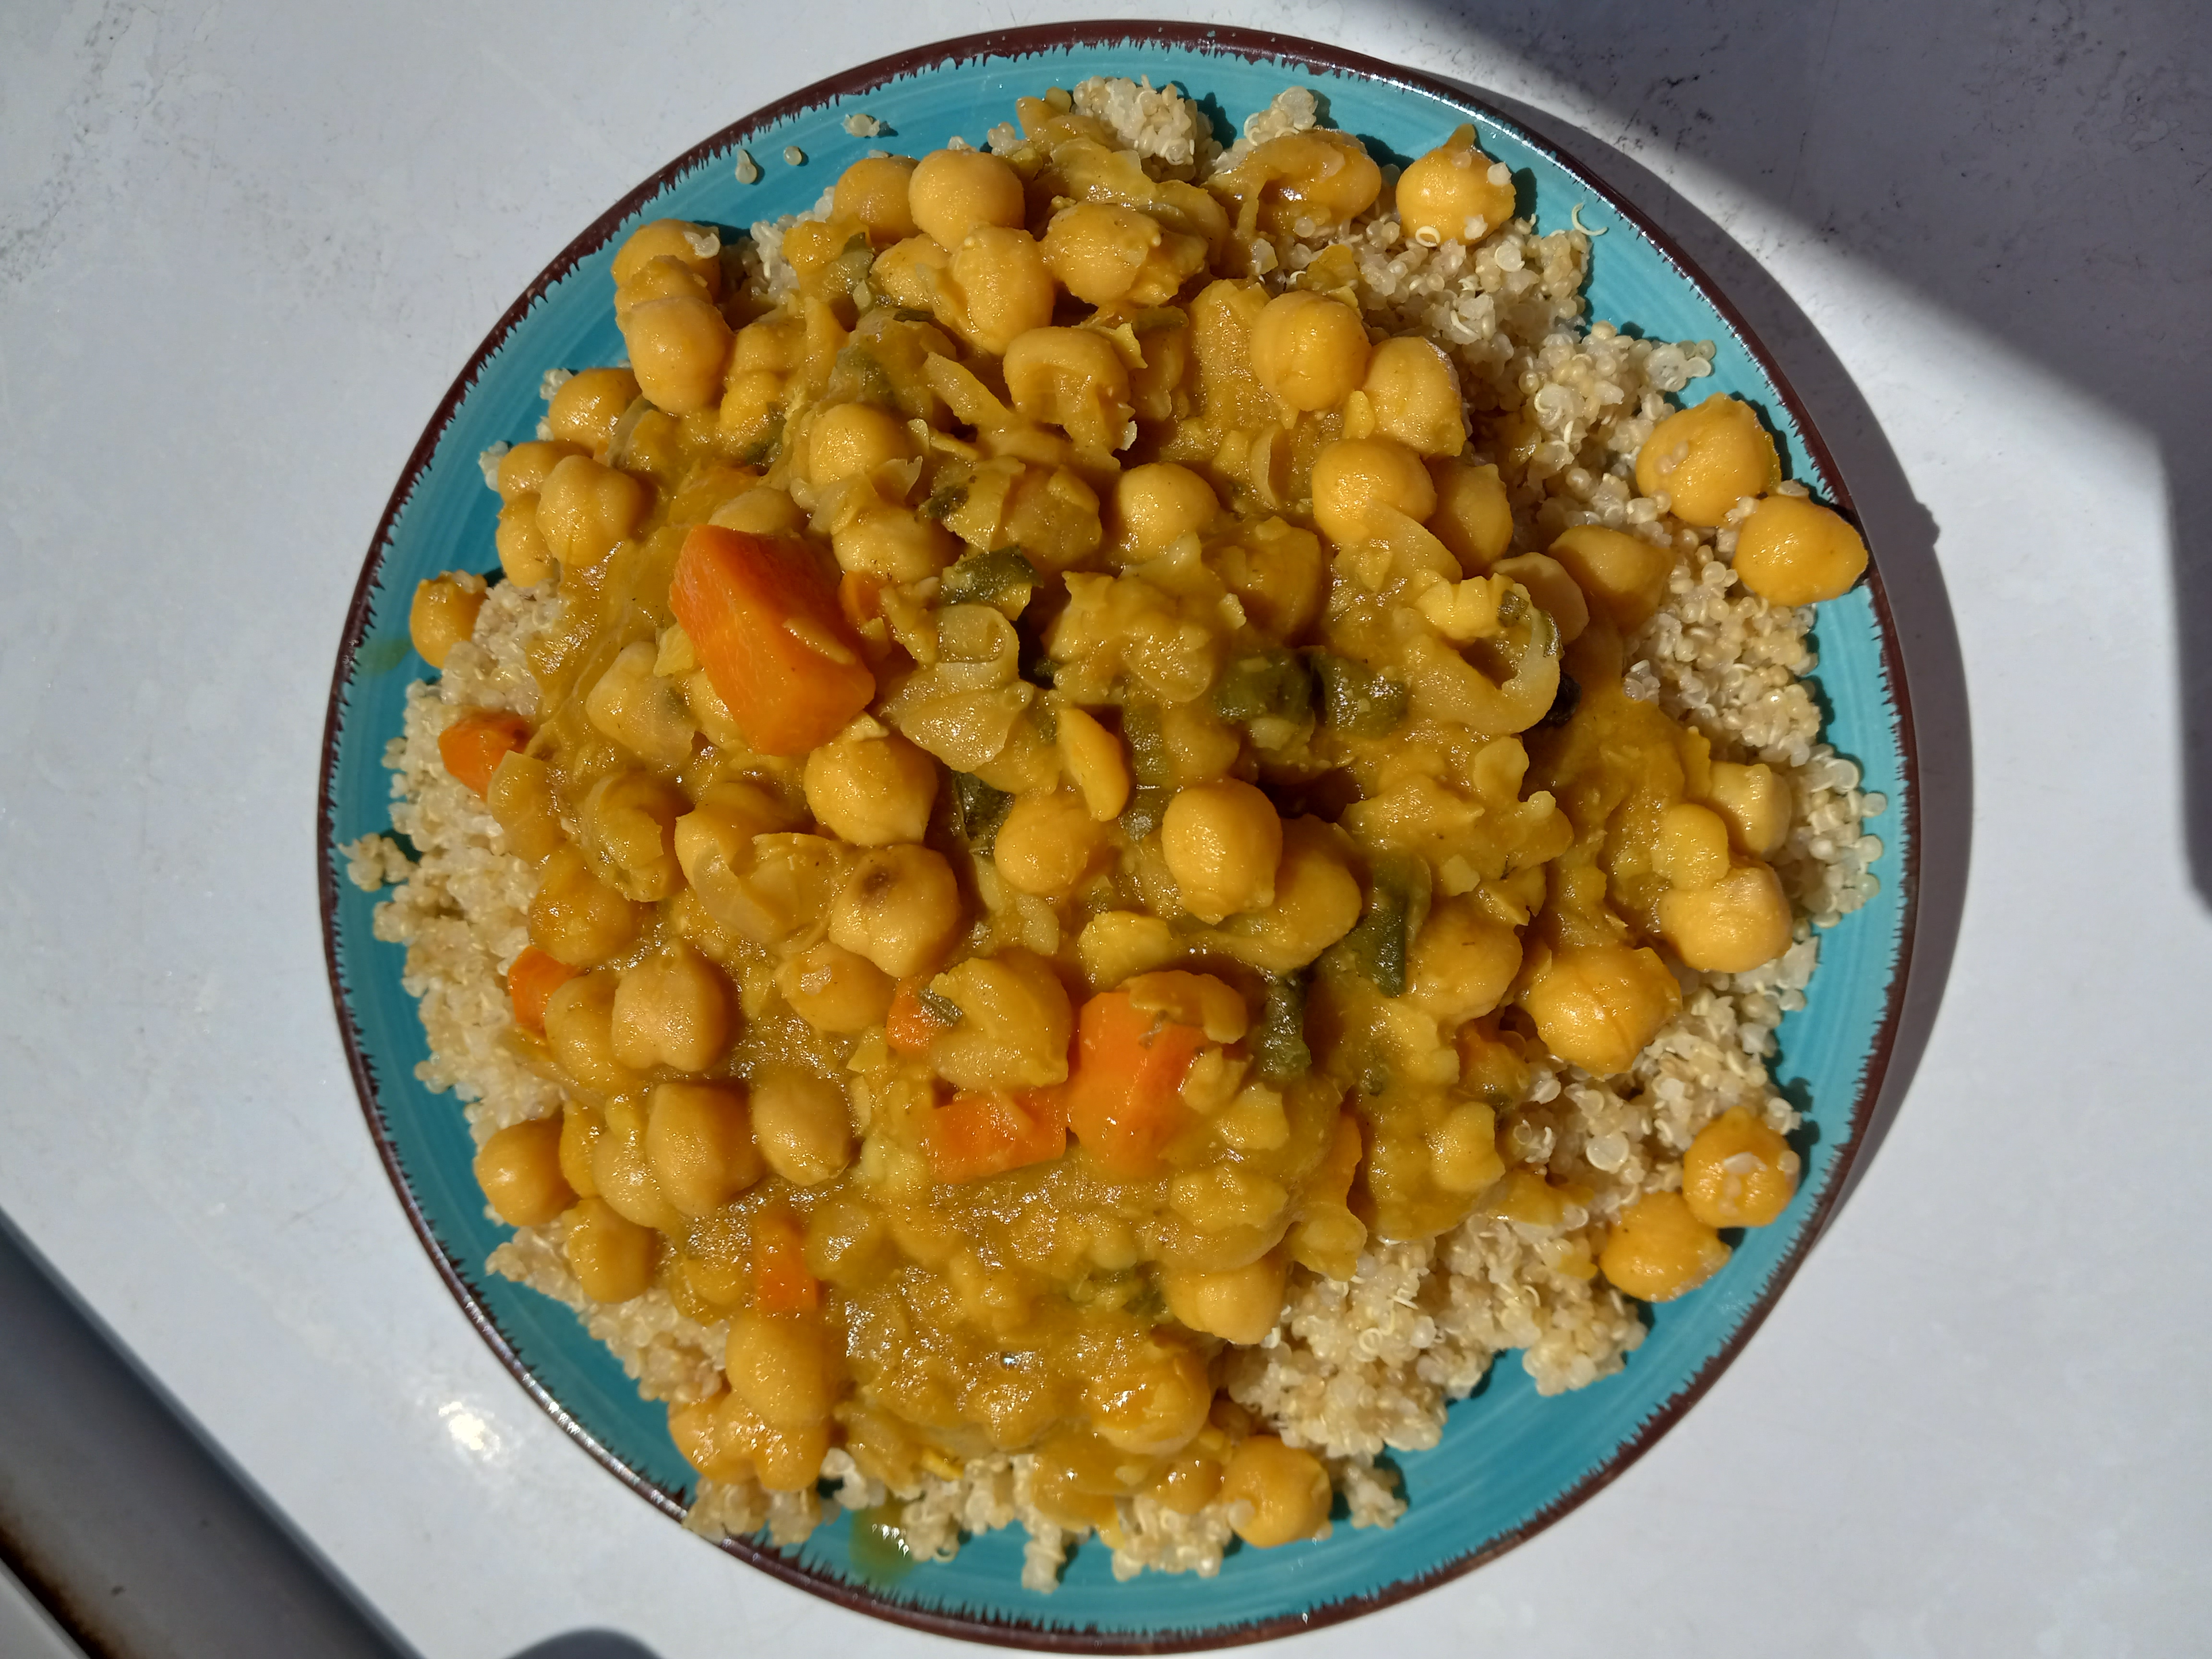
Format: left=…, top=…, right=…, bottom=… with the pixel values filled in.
left=925, top=1088, right=1070, bottom=1185
left=437, top=710, right=530, bottom=798
left=670, top=524, right=875, bottom=756
left=506, top=946, right=577, bottom=1035
left=754, top=1210, right=820, bottom=1314
left=1062, top=991, right=1207, bottom=1179
left=838, top=569, right=889, bottom=631
left=886, top=976, right=954, bottom=1055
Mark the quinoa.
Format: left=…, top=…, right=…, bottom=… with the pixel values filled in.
left=355, top=74, right=1884, bottom=1589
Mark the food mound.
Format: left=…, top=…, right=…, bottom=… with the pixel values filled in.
left=348, top=78, right=1886, bottom=1587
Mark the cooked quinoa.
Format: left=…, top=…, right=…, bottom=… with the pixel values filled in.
left=348, top=74, right=1882, bottom=1591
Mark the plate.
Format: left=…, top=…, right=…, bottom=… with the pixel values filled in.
left=318, top=23, right=1917, bottom=1649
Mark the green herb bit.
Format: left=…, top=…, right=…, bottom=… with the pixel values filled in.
left=1212, top=649, right=1314, bottom=728
left=1311, top=652, right=1409, bottom=738
left=942, top=545, right=1040, bottom=609
left=737, top=410, right=785, bottom=466
left=1120, top=705, right=1174, bottom=787
left=1342, top=860, right=1420, bottom=997
left=1498, top=589, right=1528, bottom=625
left=919, top=483, right=969, bottom=521
left=893, top=306, right=935, bottom=323
left=915, top=987, right=963, bottom=1025
left=1118, top=784, right=1174, bottom=841
left=1130, top=307, right=1188, bottom=334
left=1253, top=974, right=1312, bottom=1082
left=952, top=771, right=1014, bottom=854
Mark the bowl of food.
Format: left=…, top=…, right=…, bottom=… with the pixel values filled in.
left=320, top=22, right=1913, bottom=1648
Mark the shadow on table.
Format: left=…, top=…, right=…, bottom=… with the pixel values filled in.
left=506, top=1634, right=664, bottom=1659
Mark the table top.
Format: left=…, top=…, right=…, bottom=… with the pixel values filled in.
left=3, top=2, right=2206, bottom=1654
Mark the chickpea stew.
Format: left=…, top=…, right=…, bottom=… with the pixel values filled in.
left=349, top=75, right=1887, bottom=1590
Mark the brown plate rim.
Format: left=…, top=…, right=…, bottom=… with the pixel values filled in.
left=317, top=18, right=1922, bottom=1652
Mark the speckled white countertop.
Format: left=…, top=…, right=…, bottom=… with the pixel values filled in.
left=3, top=2, right=2207, bottom=1654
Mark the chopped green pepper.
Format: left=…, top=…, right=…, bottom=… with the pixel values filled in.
left=1211, top=649, right=1314, bottom=729
left=1340, top=854, right=1425, bottom=997
left=1253, top=974, right=1312, bottom=1081
left=951, top=771, right=1013, bottom=854
left=919, top=483, right=968, bottom=521
left=1310, top=652, right=1409, bottom=738
left=916, top=986, right=963, bottom=1025
left=737, top=411, right=785, bottom=467
left=1120, top=705, right=1175, bottom=787
left=941, top=545, right=1040, bottom=610
left=1118, top=785, right=1174, bottom=841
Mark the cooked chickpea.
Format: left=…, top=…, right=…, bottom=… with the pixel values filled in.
left=547, top=367, right=641, bottom=453
left=907, top=148, right=1026, bottom=252
left=611, top=943, right=731, bottom=1072
left=1002, top=327, right=1134, bottom=452
left=1426, top=458, right=1514, bottom=573
left=828, top=844, right=962, bottom=977
left=803, top=733, right=937, bottom=846
left=775, top=939, right=896, bottom=1034
left=409, top=574, right=483, bottom=669
left=805, top=401, right=914, bottom=489
left=1112, top=463, right=1220, bottom=559
left=726, top=1309, right=835, bottom=1429
left=621, top=293, right=733, bottom=416
left=1429, top=1101, right=1506, bottom=1193
left=495, top=439, right=586, bottom=501
left=1215, top=817, right=1363, bottom=972
left=1396, top=127, right=1518, bottom=245
left=611, top=218, right=722, bottom=297
left=1599, top=1190, right=1731, bottom=1302
left=869, top=233, right=950, bottom=312
left=994, top=791, right=1106, bottom=898
left=1547, top=524, right=1673, bottom=630
left=579, top=769, right=686, bottom=901
left=1084, top=1336, right=1213, bottom=1455
left=564, top=1195, right=656, bottom=1303
left=1250, top=290, right=1370, bottom=413
left=1407, top=899, right=1523, bottom=1024
left=1706, top=761, right=1790, bottom=856
left=832, top=155, right=919, bottom=245
left=1518, top=944, right=1681, bottom=1077
left=1652, top=802, right=1733, bottom=890
left=1162, top=780, right=1282, bottom=923
left=1491, top=552, right=1588, bottom=644
left=534, top=454, right=646, bottom=570
left=528, top=845, right=643, bottom=968
left=830, top=505, right=957, bottom=581
left=1659, top=860, right=1793, bottom=973
left=928, top=950, right=1075, bottom=1092
left=1232, top=130, right=1382, bottom=229
left=1363, top=336, right=1465, bottom=456
left=591, top=1111, right=683, bottom=1232
left=584, top=642, right=697, bottom=771
left=940, top=227, right=1056, bottom=357
left=495, top=497, right=556, bottom=585
left=709, top=485, right=807, bottom=538
left=1161, top=1253, right=1286, bottom=1346
left=1057, top=706, right=1132, bottom=821
left=1219, top=1436, right=1332, bottom=1548
left=485, top=750, right=566, bottom=862
left=557, top=1101, right=604, bottom=1198
left=646, top=1082, right=764, bottom=1216
left=540, top=972, right=633, bottom=1092
left=749, top=1069, right=855, bottom=1187
left=1310, top=437, right=1437, bottom=545
left=473, top=1118, right=574, bottom=1226
left=1683, top=1105, right=1800, bottom=1228
left=1633, top=395, right=1779, bottom=527
left=1732, top=493, right=1869, bottom=606
left=1040, top=202, right=1166, bottom=307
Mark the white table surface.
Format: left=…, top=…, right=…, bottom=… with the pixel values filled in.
left=4, top=1, right=2207, bottom=1654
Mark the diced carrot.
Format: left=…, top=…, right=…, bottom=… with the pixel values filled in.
left=838, top=570, right=889, bottom=631
left=754, top=1210, right=819, bottom=1314
left=670, top=524, right=875, bottom=756
left=506, top=946, right=577, bottom=1035
left=924, top=1087, right=1069, bottom=1185
left=437, top=710, right=530, bottom=797
left=1062, top=991, right=1208, bottom=1179
left=886, top=976, right=953, bottom=1055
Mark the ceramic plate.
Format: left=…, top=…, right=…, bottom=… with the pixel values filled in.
left=319, top=23, right=1918, bottom=1649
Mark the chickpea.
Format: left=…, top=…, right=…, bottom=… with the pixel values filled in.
left=1732, top=493, right=1869, bottom=606
left=645, top=1082, right=764, bottom=1216
left=775, top=938, right=896, bottom=1034
left=529, top=846, right=643, bottom=969
left=726, top=1309, right=835, bottom=1429
left=1429, top=1101, right=1506, bottom=1193
left=1706, top=761, right=1790, bottom=856
left=1163, top=780, right=1283, bottom=922
left=1599, top=1190, right=1731, bottom=1302
left=709, top=485, right=807, bottom=538
left=1214, top=817, right=1364, bottom=972
left=1210, top=517, right=1325, bottom=639
left=591, top=1111, right=683, bottom=1232
left=540, top=972, right=633, bottom=1093
left=558, top=1101, right=604, bottom=1198
left=611, top=942, right=731, bottom=1073
left=1250, top=290, right=1370, bottom=413
left=495, top=496, right=556, bottom=585
left=1112, top=463, right=1219, bottom=560
left=832, top=155, right=919, bottom=245
left=832, top=506, right=956, bottom=582
left=1652, top=802, right=1733, bottom=890
left=1396, top=127, right=1518, bottom=245
left=1633, top=395, right=1779, bottom=527
left=870, top=233, right=950, bottom=312
left=547, top=367, right=642, bottom=453
left=801, top=734, right=937, bottom=848
left=1518, top=944, right=1681, bottom=1077
left=1041, top=202, right=1197, bottom=308
left=1659, top=860, right=1793, bottom=973
left=994, top=791, right=1106, bottom=898
left=1219, top=1436, right=1332, bottom=1548
left=1490, top=552, right=1588, bottom=645
left=485, top=750, right=566, bottom=862
left=534, top=454, right=646, bottom=570
left=495, top=439, right=587, bottom=501
left=1161, top=1253, right=1287, bottom=1345
left=805, top=401, right=914, bottom=489
left=584, top=641, right=697, bottom=771
left=1146, top=1450, right=1225, bottom=1516
left=1407, top=899, right=1523, bottom=1024
left=928, top=950, right=1074, bottom=1092
left=1547, top=524, right=1673, bottom=631
left=1363, top=336, right=1466, bottom=456
left=939, top=227, right=1056, bottom=356
left=579, top=770, right=687, bottom=902
left=1084, top=1335, right=1213, bottom=1455
left=621, top=293, right=733, bottom=416
left=473, top=1117, right=575, bottom=1227
left=907, top=148, right=1026, bottom=252
left=1053, top=707, right=1130, bottom=822
left=611, top=218, right=723, bottom=298
left=1310, top=437, right=1437, bottom=545
left=1002, top=327, right=1134, bottom=453
left=1683, top=1106, right=1800, bottom=1229
left=408, top=574, right=483, bottom=669
left=749, top=1068, right=855, bottom=1187
left=828, top=844, right=962, bottom=977
left=1227, top=130, right=1383, bottom=231
left=564, top=1196, right=656, bottom=1303
left=1426, top=458, right=1514, bottom=574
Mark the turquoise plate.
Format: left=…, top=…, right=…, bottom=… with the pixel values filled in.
left=319, top=23, right=1917, bottom=1649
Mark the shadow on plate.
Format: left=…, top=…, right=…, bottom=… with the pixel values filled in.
left=506, top=1633, right=665, bottom=1659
